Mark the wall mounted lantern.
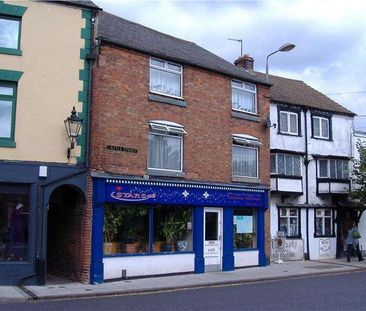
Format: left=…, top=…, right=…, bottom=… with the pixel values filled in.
left=64, top=106, right=83, bottom=159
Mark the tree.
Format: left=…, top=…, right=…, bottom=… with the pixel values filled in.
left=351, top=139, right=366, bottom=223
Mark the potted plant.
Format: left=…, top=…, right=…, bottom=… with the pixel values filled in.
left=160, top=211, right=189, bottom=252
left=103, top=207, right=124, bottom=254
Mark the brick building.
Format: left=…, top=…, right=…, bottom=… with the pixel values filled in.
left=88, top=12, right=271, bottom=283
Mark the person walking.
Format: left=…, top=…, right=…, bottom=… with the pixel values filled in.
left=346, top=222, right=364, bottom=262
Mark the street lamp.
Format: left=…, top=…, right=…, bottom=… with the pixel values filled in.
left=266, top=43, right=295, bottom=82
left=64, top=106, right=83, bottom=159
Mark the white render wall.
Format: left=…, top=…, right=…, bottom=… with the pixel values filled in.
left=104, top=254, right=195, bottom=280
left=234, top=250, right=259, bottom=267
left=270, top=103, right=353, bottom=259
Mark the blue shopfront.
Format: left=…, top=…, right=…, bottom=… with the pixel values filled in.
left=90, top=176, right=269, bottom=283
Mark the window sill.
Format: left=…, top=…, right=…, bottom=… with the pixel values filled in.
left=0, top=140, right=16, bottom=148
left=277, top=131, right=301, bottom=137
left=314, top=234, right=336, bottom=238
left=285, top=235, right=302, bottom=239
left=148, top=93, right=187, bottom=107
left=147, top=168, right=185, bottom=178
left=232, top=176, right=261, bottom=184
left=0, top=47, right=22, bottom=56
left=231, top=111, right=260, bottom=122
left=311, top=136, right=332, bottom=141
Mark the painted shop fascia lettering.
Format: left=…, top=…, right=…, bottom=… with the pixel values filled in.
left=90, top=177, right=269, bottom=283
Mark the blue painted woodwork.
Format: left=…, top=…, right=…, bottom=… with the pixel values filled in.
left=222, top=206, right=234, bottom=271
left=193, top=206, right=204, bottom=273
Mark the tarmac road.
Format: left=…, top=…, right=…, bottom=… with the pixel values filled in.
left=1, top=270, right=365, bottom=311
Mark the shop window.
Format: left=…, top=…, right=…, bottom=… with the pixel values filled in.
left=232, top=134, right=260, bottom=178
left=315, top=209, right=334, bottom=237
left=0, top=184, right=29, bottom=261
left=149, top=57, right=183, bottom=98
left=233, top=208, right=257, bottom=249
left=148, top=121, right=185, bottom=173
left=103, top=204, right=149, bottom=255
left=231, top=80, right=257, bottom=114
left=103, top=204, right=192, bottom=256
left=153, top=205, right=193, bottom=253
left=279, top=207, right=300, bottom=237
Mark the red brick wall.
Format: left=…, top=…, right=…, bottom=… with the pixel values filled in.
left=90, top=45, right=270, bottom=186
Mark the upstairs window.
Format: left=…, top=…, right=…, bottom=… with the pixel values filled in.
left=0, top=82, right=17, bottom=145
left=232, top=134, right=260, bottom=178
left=0, top=16, right=20, bottom=50
left=149, top=58, right=182, bottom=98
left=279, top=110, right=299, bottom=135
left=148, top=121, right=186, bottom=172
left=318, top=159, right=349, bottom=179
left=312, top=116, right=330, bottom=139
left=270, top=154, right=302, bottom=176
left=231, top=80, right=257, bottom=114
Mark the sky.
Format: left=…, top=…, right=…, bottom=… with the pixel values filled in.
left=93, top=0, right=366, bottom=131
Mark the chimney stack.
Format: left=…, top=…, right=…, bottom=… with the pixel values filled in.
left=234, top=54, right=254, bottom=71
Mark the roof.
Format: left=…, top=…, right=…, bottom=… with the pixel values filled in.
left=97, top=12, right=270, bottom=86
left=43, top=0, right=101, bottom=10
left=255, top=71, right=355, bottom=116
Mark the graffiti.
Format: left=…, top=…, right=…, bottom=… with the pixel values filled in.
left=271, top=238, right=304, bottom=261
left=319, top=238, right=331, bottom=257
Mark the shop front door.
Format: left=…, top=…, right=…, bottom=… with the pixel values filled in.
left=204, top=207, right=222, bottom=272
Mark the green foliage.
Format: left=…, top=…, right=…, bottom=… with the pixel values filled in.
left=103, top=207, right=124, bottom=243
left=234, top=232, right=253, bottom=248
left=160, top=210, right=190, bottom=243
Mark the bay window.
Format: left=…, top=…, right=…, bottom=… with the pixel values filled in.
left=318, top=159, right=349, bottom=179
left=270, top=154, right=302, bottom=176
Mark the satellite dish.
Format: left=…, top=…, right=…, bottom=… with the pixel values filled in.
left=266, top=116, right=276, bottom=129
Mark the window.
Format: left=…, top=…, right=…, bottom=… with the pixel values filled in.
left=233, top=208, right=257, bottom=249
left=315, top=209, right=334, bottom=236
left=313, top=116, right=330, bottom=139
left=103, top=204, right=193, bottom=255
left=0, top=82, right=17, bottom=146
left=0, top=184, right=30, bottom=261
left=270, top=154, right=302, bottom=176
left=148, top=121, right=185, bottom=172
left=150, top=58, right=182, bottom=98
left=318, top=159, right=349, bottom=179
left=279, top=110, right=299, bottom=135
left=279, top=207, right=300, bottom=237
left=232, top=135, right=260, bottom=178
left=231, top=80, right=257, bottom=114
left=0, top=16, right=20, bottom=50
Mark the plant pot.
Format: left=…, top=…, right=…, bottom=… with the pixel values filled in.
left=163, top=242, right=175, bottom=252
left=103, top=242, right=120, bottom=255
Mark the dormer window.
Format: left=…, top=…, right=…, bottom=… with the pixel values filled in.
left=148, top=121, right=186, bottom=172
left=149, top=58, right=183, bottom=98
left=232, top=134, right=260, bottom=178
left=231, top=80, right=257, bottom=114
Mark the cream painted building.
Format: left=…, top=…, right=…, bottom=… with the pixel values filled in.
left=0, top=0, right=100, bottom=285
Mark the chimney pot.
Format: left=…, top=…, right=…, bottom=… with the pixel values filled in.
left=234, top=54, right=254, bottom=70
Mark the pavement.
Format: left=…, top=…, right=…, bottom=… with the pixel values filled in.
left=1, top=258, right=366, bottom=302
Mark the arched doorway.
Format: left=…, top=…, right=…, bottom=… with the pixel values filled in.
left=47, top=184, right=85, bottom=282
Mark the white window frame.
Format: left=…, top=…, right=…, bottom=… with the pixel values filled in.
left=148, top=121, right=185, bottom=173
left=318, top=159, right=349, bottom=180
left=313, top=116, right=330, bottom=139
left=149, top=57, right=183, bottom=99
left=270, top=153, right=302, bottom=176
left=315, top=209, right=333, bottom=236
left=279, top=111, right=299, bottom=135
left=232, top=134, right=260, bottom=178
left=279, top=208, right=299, bottom=237
left=231, top=80, right=257, bottom=115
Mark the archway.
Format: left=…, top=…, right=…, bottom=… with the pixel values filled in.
left=47, top=184, right=85, bottom=282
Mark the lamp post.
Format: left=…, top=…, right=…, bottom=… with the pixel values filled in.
left=266, top=43, right=295, bottom=82
left=64, top=106, right=83, bottom=159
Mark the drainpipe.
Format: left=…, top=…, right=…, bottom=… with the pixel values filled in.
left=304, top=109, right=310, bottom=260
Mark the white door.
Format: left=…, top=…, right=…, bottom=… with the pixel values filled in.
left=204, top=208, right=222, bottom=272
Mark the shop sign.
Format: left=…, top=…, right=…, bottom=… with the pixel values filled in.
left=106, top=145, right=138, bottom=153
